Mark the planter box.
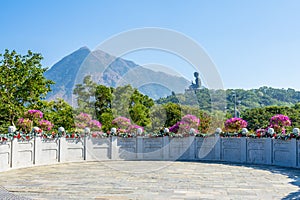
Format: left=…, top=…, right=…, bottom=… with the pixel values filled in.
left=0, top=141, right=11, bottom=171
left=35, top=137, right=59, bottom=165
left=11, top=139, right=35, bottom=168
left=60, top=138, right=84, bottom=162
left=86, top=137, right=111, bottom=161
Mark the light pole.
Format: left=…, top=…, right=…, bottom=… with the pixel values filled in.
left=233, top=92, right=237, bottom=118
left=237, top=100, right=241, bottom=118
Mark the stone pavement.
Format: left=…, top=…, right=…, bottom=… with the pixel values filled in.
left=0, top=161, right=299, bottom=200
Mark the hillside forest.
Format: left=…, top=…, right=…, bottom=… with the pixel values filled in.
left=1, top=50, right=300, bottom=133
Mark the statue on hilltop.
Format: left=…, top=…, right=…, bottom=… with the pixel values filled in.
left=189, top=72, right=201, bottom=90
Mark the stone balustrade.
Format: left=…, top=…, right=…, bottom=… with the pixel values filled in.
left=0, top=136, right=299, bottom=172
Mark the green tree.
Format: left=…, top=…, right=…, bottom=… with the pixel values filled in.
left=0, top=49, right=54, bottom=131
left=95, top=85, right=114, bottom=132
left=148, top=104, right=167, bottom=131
left=163, top=103, right=182, bottom=127
left=241, top=106, right=292, bottom=131
left=73, top=75, right=97, bottom=117
left=129, top=89, right=154, bottom=127
left=32, top=99, right=75, bottom=131
left=111, top=85, right=135, bottom=118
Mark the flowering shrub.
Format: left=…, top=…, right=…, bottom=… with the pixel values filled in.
left=17, top=110, right=55, bottom=135
left=269, top=114, right=291, bottom=133
left=169, top=114, right=200, bottom=136
left=74, top=113, right=102, bottom=133
left=75, top=113, right=93, bottom=129
left=255, top=128, right=267, bottom=138
left=39, top=120, right=54, bottom=131
left=224, top=117, right=247, bottom=133
left=88, top=120, right=102, bottom=130
left=17, top=118, right=33, bottom=133
left=112, top=117, right=131, bottom=130
left=128, top=124, right=143, bottom=134
left=111, top=116, right=144, bottom=136
left=25, top=110, right=43, bottom=119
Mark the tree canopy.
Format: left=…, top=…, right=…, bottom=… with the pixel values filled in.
left=0, top=49, right=54, bottom=131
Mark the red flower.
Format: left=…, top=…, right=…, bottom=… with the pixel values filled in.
left=17, top=133, right=21, bottom=139
left=92, top=133, right=98, bottom=138
left=256, top=133, right=261, bottom=138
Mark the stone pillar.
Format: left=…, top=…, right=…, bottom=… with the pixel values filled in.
left=214, top=135, right=221, bottom=160
left=291, top=138, right=297, bottom=168
left=265, top=138, right=272, bottom=165
left=137, top=136, right=143, bottom=160
left=188, top=136, right=195, bottom=160
left=241, top=137, right=247, bottom=163
left=163, top=136, right=170, bottom=160
left=111, top=136, right=118, bottom=160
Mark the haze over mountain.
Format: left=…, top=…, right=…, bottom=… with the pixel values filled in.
left=44, top=47, right=190, bottom=104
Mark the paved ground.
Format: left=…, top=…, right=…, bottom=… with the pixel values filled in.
left=0, top=161, right=299, bottom=200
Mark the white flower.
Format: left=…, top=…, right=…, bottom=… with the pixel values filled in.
left=164, top=128, right=169, bottom=133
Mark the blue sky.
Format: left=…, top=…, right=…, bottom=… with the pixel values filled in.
left=1, top=0, right=300, bottom=90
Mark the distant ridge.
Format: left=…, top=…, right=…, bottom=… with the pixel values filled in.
left=44, top=47, right=190, bottom=104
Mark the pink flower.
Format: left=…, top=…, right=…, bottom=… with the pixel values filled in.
left=112, top=116, right=131, bottom=129
left=224, top=117, right=247, bottom=132
left=169, top=114, right=200, bottom=134
left=269, top=114, right=291, bottom=133
left=25, top=110, right=43, bottom=119
left=39, top=120, right=54, bottom=131
left=88, top=120, right=102, bottom=130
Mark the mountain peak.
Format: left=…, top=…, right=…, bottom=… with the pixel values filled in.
left=45, top=47, right=189, bottom=103
left=78, top=46, right=90, bottom=51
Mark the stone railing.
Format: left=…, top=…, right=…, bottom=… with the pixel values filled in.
left=0, top=136, right=299, bottom=172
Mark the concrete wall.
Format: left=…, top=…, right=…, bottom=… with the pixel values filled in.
left=0, top=136, right=299, bottom=172
left=0, top=141, right=11, bottom=171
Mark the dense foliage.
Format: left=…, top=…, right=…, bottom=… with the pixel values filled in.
left=2, top=49, right=300, bottom=137
left=241, top=104, right=300, bottom=132
left=74, top=78, right=155, bottom=132
left=0, top=50, right=54, bottom=132
left=157, top=87, right=300, bottom=115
